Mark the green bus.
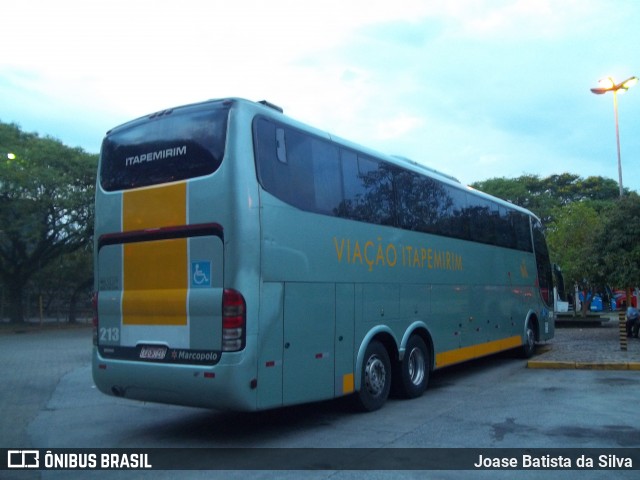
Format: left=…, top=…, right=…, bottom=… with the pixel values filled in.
left=92, top=98, right=554, bottom=412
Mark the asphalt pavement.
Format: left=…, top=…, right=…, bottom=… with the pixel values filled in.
left=1, top=313, right=638, bottom=454
left=0, top=325, right=92, bottom=449
left=529, top=312, right=640, bottom=370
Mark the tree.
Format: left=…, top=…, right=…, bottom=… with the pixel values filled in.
left=590, top=195, right=640, bottom=290
left=545, top=202, right=601, bottom=315
left=471, top=174, right=552, bottom=220
left=30, top=247, right=93, bottom=323
left=0, top=122, right=97, bottom=323
left=472, top=173, right=620, bottom=225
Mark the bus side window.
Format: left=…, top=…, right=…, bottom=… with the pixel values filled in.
left=445, top=186, right=468, bottom=240
left=467, top=195, right=492, bottom=245
left=533, top=221, right=553, bottom=306
left=513, top=213, right=532, bottom=252
left=309, top=140, right=341, bottom=215
left=255, top=119, right=294, bottom=204
left=499, top=205, right=514, bottom=248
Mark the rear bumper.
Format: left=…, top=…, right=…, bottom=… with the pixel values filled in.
left=92, top=347, right=257, bottom=411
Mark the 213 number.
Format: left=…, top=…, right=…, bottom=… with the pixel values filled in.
left=99, top=327, right=120, bottom=342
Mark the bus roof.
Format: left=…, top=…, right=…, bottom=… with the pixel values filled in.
left=105, top=97, right=538, bottom=220
left=240, top=98, right=537, bottom=220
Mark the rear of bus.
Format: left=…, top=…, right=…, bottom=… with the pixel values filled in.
left=92, top=99, right=261, bottom=410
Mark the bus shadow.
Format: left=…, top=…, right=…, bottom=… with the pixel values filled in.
left=138, top=397, right=356, bottom=446
left=132, top=352, right=522, bottom=445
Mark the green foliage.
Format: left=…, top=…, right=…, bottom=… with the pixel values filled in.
left=472, top=173, right=620, bottom=225
left=31, top=246, right=94, bottom=323
left=471, top=174, right=551, bottom=219
left=590, top=195, right=640, bottom=288
left=545, top=202, right=601, bottom=286
left=0, top=122, right=97, bottom=323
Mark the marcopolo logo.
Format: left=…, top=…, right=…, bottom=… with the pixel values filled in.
left=8, top=450, right=40, bottom=469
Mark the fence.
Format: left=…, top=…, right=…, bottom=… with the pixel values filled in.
left=0, top=287, right=92, bottom=324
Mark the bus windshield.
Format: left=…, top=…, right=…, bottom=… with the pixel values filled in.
left=100, top=101, right=230, bottom=191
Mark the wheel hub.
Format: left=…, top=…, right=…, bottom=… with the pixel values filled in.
left=408, top=346, right=426, bottom=386
left=365, top=355, right=386, bottom=397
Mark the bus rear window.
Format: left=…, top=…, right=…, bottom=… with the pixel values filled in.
left=100, top=102, right=230, bottom=191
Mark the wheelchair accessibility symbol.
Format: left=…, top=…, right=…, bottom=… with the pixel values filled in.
left=191, top=261, right=211, bottom=288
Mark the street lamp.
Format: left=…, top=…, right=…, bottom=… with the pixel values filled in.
left=590, top=76, right=638, bottom=197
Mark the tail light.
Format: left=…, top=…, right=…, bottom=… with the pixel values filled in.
left=92, top=292, right=99, bottom=346
left=222, top=289, right=246, bottom=352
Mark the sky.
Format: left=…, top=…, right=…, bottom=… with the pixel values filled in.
left=2, top=0, right=640, bottom=192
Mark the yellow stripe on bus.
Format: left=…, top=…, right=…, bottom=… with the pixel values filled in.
left=122, top=184, right=188, bottom=326
left=435, top=335, right=523, bottom=368
left=342, top=373, right=355, bottom=394
left=122, top=238, right=188, bottom=325
left=123, top=183, right=187, bottom=231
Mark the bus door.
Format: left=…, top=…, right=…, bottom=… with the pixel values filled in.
left=282, top=282, right=336, bottom=405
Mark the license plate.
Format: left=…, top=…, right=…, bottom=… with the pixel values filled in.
left=139, top=345, right=167, bottom=360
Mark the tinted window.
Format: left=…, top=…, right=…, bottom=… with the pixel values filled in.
left=513, top=212, right=533, bottom=251
left=440, top=186, right=468, bottom=240
left=311, top=141, right=342, bottom=214
left=396, top=170, right=447, bottom=234
left=341, top=154, right=396, bottom=226
left=253, top=117, right=535, bottom=252
left=533, top=220, right=553, bottom=306
left=467, top=196, right=495, bottom=245
left=100, top=102, right=230, bottom=191
left=254, top=118, right=341, bottom=214
left=495, top=205, right=514, bottom=248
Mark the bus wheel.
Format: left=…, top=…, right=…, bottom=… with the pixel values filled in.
left=398, top=335, right=430, bottom=399
left=354, top=340, right=391, bottom=412
left=521, top=320, right=537, bottom=358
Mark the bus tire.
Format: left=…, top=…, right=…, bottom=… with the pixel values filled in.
left=520, top=319, right=537, bottom=358
left=354, top=340, right=391, bottom=412
left=397, top=335, right=430, bottom=399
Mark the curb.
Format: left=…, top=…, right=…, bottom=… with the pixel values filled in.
left=527, top=360, right=640, bottom=370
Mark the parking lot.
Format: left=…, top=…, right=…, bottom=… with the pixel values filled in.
left=1, top=320, right=639, bottom=479
left=530, top=312, right=640, bottom=368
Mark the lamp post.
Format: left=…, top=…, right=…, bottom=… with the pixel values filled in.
left=590, top=76, right=638, bottom=197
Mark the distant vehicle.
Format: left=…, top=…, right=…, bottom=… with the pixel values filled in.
left=613, top=290, right=638, bottom=309
left=578, top=291, right=605, bottom=312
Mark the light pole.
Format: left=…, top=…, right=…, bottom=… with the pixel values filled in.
left=590, top=76, right=638, bottom=197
